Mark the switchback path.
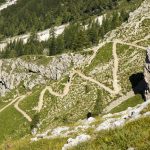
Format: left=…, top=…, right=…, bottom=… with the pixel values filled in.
left=14, top=95, right=32, bottom=122
left=103, top=91, right=135, bottom=113
left=36, top=39, right=147, bottom=112
left=0, top=39, right=147, bottom=116
left=0, top=96, right=21, bottom=113
left=74, top=70, right=116, bottom=94
left=36, top=71, right=75, bottom=112
left=133, top=34, right=150, bottom=44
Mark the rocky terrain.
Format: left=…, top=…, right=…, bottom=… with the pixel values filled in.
left=0, top=0, right=150, bottom=149
left=0, top=53, right=89, bottom=96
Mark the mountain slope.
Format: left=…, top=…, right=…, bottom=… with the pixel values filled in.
left=0, top=0, right=150, bottom=149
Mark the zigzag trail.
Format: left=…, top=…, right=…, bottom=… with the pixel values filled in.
left=0, top=0, right=149, bottom=124
left=14, top=95, right=32, bottom=122
left=35, top=40, right=120, bottom=112
left=0, top=39, right=146, bottom=120
left=0, top=95, right=21, bottom=113
left=36, top=39, right=147, bottom=112
left=36, top=71, right=75, bottom=112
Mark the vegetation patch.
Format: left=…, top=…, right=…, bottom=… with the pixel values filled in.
left=0, top=137, right=67, bottom=150
left=72, top=116, right=150, bottom=150
left=84, top=43, right=113, bottom=74
left=110, top=94, right=144, bottom=113
left=0, top=106, right=30, bottom=144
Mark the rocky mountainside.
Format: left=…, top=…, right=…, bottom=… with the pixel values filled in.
left=0, top=0, right=150, bottom=149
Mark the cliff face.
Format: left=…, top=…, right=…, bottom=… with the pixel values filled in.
left=144, top=47, right=150, bottom=100
left=0, top=54, right=89, bottom=96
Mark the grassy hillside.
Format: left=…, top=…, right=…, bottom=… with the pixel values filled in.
left=72, top=116, right=150, bottom=150
left=0, top=111, right=150, bottom=150
left=0, top=0, right=149, bottom=149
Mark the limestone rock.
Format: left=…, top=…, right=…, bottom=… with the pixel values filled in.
left=144, top=47, right=150, bottom=100
left=0, top=53, right=88, bottom=96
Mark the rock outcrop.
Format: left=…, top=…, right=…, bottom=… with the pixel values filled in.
left=144, top=47, right=150, bottom=100
left=0, top=54, right=89, bottom=96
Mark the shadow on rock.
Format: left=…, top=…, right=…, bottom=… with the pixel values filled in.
left=129, top=72, right=149, bottom=101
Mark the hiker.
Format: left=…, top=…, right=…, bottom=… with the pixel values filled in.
left=87, top=112, right=92, bottom=119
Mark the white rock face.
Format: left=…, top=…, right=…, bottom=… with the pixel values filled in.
left=51, top=127, right=70, bottom=137
left=127, top=148, right=135, bottom=150
left=31, top=128, right=38, bottom=135
left=62, top=134, right=91, bottom=150
left=96, top=99, right=150, bottom=131
left=144, top=47, right=150, bottom=99
left=81, top=117, right=96, bottom=125
left=30, top=99, right=150, bottom=149
left=0, top=24, right=69, bottom=51
left=0, top=53, right=88, bottom=96
left=105, top=0, right=150, bottom=42
left=0, top=0, right=17, bottom=11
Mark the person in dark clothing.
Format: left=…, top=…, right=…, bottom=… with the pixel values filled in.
left=87, top=112, right=92, bottom=119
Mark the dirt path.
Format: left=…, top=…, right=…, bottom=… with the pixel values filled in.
left=88, top=42, right=106, bottom=65
left=117, top=40, right=146, bottom=50
left=36, top=39, right=147, bottom=111
left=36, top=71, right=75, bottom=112
left=1, top=39, right=146, bottom=115
left=0, top=93, right=32, bottom=122
left=133, top=34, right=150, bottom=44
left=14, top=95, right=32, bottom=122
left=75, top=70, right=116, bottom=94
left=0, top=96, right=20, bottom=113
left=103, top=91, right=135, bottom=113
left=112, top=41, right=120, bottom=93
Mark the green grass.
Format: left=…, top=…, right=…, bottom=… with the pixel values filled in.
left=19, top=86, right=43, bottom=118
left=21, top=55, right=52, bottom=66
left=117, top=44, right=130, bottom=55
left=0, top=106, right=30, bottom=144
left=110, top=94, right=144, bottom=113
left=0, top=137, right=67, bottom=150
left=141, top=104, right=150, bottom=114
left=0, top=82, right=28, bottom=109
left=72, top=116, right=150, bottom=150
left=0, top=101, right=7, bottom=110
left=84, top=43, right=113, bottom=74
left=142, top=19, right=150, bottom=27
